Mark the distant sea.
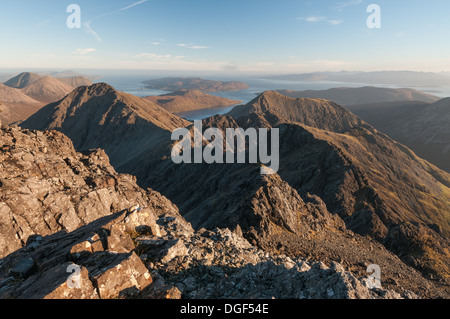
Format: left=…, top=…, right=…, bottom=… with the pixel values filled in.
left=97, top=74, right=450, bottom=121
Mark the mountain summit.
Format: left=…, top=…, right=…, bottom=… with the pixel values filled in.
left=228, top=91, right=365, bottom=132
left=21, top=83, right=190, bottom=169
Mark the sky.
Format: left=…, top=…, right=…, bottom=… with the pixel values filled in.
left=1, top=0, right=450, bottom=74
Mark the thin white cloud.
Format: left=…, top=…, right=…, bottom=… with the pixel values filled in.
left=297, top=16, right=326, bottom=23
left=177, top=43, right=210, bottom=49
left=328, top=19, right=344, bottom=25
left=74, top=48, right=96, bottom=55
left=82, top=21, right=102, bottom=42
left=297, top=16, right=343, bottom=26
left=98, top=0, right=149, bottom=18
left=334, top=0, right=363, bottom=12
left=84, top=1, right=149, bottom=41
left=119, top=0, right=149, bottom=12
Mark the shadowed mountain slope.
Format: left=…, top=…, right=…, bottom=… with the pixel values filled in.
left=347, top=98, right=450, bottom=173
left=20, top=88, right=450, bottom=286
left=0, top=84, right=42, bottom=125
left=19, top=75, right=74, bottom=104
left=3, top=72, right=44, bottom=89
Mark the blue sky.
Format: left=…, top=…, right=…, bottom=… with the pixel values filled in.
left=1, top=0, right=450, bottom=74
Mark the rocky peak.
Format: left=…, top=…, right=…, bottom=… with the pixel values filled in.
left=76, top=82, right=116, bottom=97
left=228, top=91, right=365, bottom=133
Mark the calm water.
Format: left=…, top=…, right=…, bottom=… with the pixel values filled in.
left=96, top=74, right=450, bottom=120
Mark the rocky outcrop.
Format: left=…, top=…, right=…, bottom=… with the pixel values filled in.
left=136, top=216, right=421, bottom=299
left=0, top=126, right=151, bottom=258
left=0, top=208, right=156, bottom=299
left=0, top=199, right=417, bottom=300
left=0, top=125, right=180, bottom=299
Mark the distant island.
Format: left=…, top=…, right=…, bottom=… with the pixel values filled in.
left=145, top=89, right=241, bottom=113
left=265, top=71, right=450, bottom=88
left=276, top=86, right=440, bottom=106
left=141, top=77, right=249, bottom=92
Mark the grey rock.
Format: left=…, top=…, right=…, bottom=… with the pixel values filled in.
left=10, top=258, right=37, bottom=279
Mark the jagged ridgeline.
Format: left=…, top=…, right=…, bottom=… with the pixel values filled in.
left=1, top=125, right=431, bottom=299
left=19, top=84, right=450, bottom=298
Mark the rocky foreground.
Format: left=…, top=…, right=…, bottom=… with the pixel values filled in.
left=0, top=126, right=422, bottom=299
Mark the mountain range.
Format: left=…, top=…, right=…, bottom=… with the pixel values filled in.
left=267, top=71, right=450, bottom=87
left=21, top=84, right=450, bottom=297
left=272, top=86, right=450, bottom=173
left=276, top=86, right=440, bottom=106
left=0, top=72, right=93, bottom=125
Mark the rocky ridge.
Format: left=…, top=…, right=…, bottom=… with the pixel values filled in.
left=17, top=86, right=450, bottom=297
left=0, top=125, right=417, bottom=299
